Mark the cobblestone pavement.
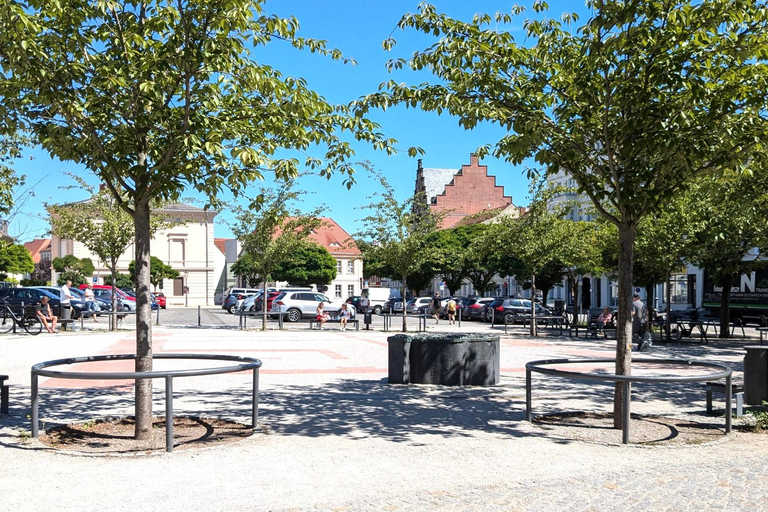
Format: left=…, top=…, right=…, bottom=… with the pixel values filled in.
left=1, top=317, right=767, bottom=511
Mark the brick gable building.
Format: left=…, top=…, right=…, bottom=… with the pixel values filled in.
left=415, top=154, right=515, bottom=229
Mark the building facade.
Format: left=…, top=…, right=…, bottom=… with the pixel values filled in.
left=51, top=203, right=218, bottom=306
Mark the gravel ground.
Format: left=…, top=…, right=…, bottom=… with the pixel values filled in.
left=2, top=312, right=767, bottom=511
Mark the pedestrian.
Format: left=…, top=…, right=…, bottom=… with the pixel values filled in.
left=316, top=301, right=329, bottom=329
left=84, top=284, right=98, bottom=322
left=360, top=294, right=370, bottom=313
left=36, top=295, right=58, bottom=333
left=339, top=303, right=351, bottom=331
left=431, top=291, right=441, bottom=324
left=446, top=297, right=457, bottom=325
left=632, top=293, right=651, bottom=351
left=60, top=279, right=74, bottom=330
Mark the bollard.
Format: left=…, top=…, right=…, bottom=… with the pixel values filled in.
left=198, top=305, right=201, bottom=327
left=156, top=305, right=160, bottom=326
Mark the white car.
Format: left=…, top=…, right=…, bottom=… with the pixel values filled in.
left=271, top=291, right=353, bottom=322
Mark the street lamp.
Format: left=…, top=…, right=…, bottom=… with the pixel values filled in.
left=184, top=270, right=189, bottom=307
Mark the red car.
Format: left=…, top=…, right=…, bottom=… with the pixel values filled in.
left=152, top=293, right=167, bottom=309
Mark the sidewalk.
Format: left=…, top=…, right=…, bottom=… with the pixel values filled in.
left=1, top=326, right=766, bottom=511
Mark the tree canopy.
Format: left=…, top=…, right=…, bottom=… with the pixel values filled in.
left=51, top=254, right=95, bottom=285
left=0, top=241, right=34, bottom=277
left=357, top=0, right=768, bottom=426
left=273, top=240, right=337, bottom=290
left=0, top=0, right=400, bottom=439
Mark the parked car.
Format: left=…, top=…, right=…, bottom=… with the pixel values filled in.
left=484, top=298, right=551, bottom=324
left=439, top=296, right=471, bottom=319
left=463, top=297, right=495, bottom=320
left=383, top=293, right=413, bottom=314
left=405, top=297, right=433, bottom=315
left=152, top=293, right=166, bottom=309
left=0, top=287, right=66, bottom=317
left=222, top=292, right=253, bottom=314
left=271, top=291, right=353, bottom=322
left=250, top=291, right=281, bottom=313
left=346, top=295, right=363, bottom=313
left=79, top=284, right=136, bottom=310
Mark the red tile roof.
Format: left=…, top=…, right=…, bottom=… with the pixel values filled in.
left=214, top=238, right=229, bottom=255
left=23, top=238, right=51, bottom=263
left=309, top=218, right=360, bottom=256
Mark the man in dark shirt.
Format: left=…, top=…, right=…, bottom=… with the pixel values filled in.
left=632, top=294, right=650, bottom=351
left=431, top=292, right=442, bottom=324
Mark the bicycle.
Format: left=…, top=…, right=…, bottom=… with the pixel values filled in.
left=0, top=299, right=43, bottom=335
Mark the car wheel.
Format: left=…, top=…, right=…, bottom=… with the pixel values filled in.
left=504, top=313, right=514, bottom=325
left=373, top=305, right=382, bottom=315
left=228, top=304, right=236, bottom=314
left=286, top=308, right=301, bottom=322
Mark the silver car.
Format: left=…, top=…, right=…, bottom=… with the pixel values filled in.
left=271, top=291, right=352, bottom=322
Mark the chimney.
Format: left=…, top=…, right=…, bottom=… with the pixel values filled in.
left=470, top=153, right=479, bottom=166
left=417, top=159, right=423, bottom=170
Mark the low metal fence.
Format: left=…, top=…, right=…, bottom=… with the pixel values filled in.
left=31, top=353, right=262, bottom=452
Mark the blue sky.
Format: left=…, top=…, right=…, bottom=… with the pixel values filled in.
left=8, top=0, right=589, bottom=242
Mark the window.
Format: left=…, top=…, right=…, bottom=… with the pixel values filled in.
left=347, top=260, right=355, bottom=274
left=348, top=285, right=354, bottom=297
left=334, top=285, right=342, bottom=298
left=336, top=260, right=341, bottom=274
left=669, top=274, right=689, bottom=304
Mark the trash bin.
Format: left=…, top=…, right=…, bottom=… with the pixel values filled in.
left=744, top=345, right=768, bottom=405
left=364, top=310, right=373, bottom=328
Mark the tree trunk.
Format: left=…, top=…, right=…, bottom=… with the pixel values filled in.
left=261, top=280, right=268, bottom=331
left=719, top=274, right=733, bottom=338
left=110, top=257, right=118, bottom=332
left=529, top=273, right=537, bottom=336
left=613, top=222, right=635, bottom=429
left=569, top=275, right=579, bottom=325
left=401, top=277, right=407, bottom=332
left=665, top=270, right=672, bottom=342
left=133, top=200, right=153, bottom=441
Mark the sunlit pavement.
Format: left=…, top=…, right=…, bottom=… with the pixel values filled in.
left=1, top=313, right=767, bottom=511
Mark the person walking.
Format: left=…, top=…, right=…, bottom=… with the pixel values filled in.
left=632, top=293, right=651, bottom=351
left=446, top=298, right=457, bottom=325
left=431, top=292, right=442, bottom=324
left=84, top=284, right=98, bottom=322
left=60, top=280, right=74, bottom=331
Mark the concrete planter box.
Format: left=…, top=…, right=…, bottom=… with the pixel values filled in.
left=388, top=333, right=500, bottom=386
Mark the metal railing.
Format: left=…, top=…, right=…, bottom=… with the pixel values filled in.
left=525, top=357, right=733, bottom=444
left=31, top=353, right=262, bottom=452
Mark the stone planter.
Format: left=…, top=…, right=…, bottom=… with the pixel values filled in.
left=388, top=333, right=500, bottom=386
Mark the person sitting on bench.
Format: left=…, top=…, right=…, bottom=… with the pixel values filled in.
left=597, top=307, right=612, bottom=331
left=36, top=295, right=58, bottom=333
left=316, top=302, right=330, bottom=330
left=339, top=303, right=351, bottom=331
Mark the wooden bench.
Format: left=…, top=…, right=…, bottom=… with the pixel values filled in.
left=705, top=382, right=744, bottom=418
left=309, top=317, right=360, bottom=331
left=0, top=374, right=9, bottom=414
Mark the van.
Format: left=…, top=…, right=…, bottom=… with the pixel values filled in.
left=361, top=288, right=401, bottom=314
left=226, top=287, right=260, bottom=297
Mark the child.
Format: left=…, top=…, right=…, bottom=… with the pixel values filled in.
left=339, top=303, right=351, bottom=331
left=316, top=302, right=330, bottom=329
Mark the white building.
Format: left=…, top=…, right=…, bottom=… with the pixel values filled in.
left=51, top=203, right=218, bottom=306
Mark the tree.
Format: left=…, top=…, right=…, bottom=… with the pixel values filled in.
left=231, top=181, right=324, bottom=330
left=359, top=1, right=768, bottom=427
left=0, top=134, right=28, bottom=217
left=51, top=255, right=94, bottom=286
left=685, top=169, right=768, bottom=337
left=230, top=254, right=263, bottom=289
left=129, top=257, right=179, bottom=292
left=273, top=241, right=337, bottom=290
left=49, top=186, right=135, bottom=322
left=104, top=272, right=133, bottom=289
left=1, top=0, right=396, bottom=439
left=357, top=173, right=441, bottom=331
left=0, top=241, right=34, bottom=276
left=31, top=259, right=51, bottom=284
